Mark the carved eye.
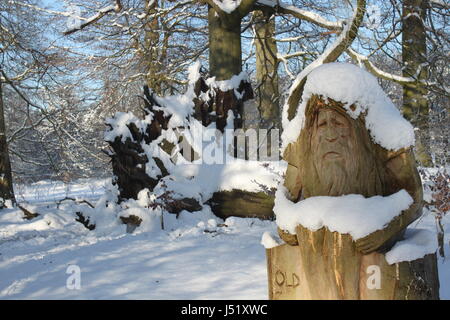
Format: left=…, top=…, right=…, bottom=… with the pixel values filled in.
left=318, top=120, right=327, bottom=127
left=333, top=118, right=345, bottom=127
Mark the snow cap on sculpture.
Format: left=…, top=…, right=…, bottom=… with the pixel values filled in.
left=281, top=62, right=415, bottom=152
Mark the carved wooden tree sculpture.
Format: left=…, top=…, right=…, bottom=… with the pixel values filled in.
left=267, top=88, right=440, bottom=299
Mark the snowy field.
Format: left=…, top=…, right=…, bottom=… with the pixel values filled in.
left=0, top=178, right=449, bottom=300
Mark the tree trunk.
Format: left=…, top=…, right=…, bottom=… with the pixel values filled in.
left=253, top=9, right=280, bottom=160
left=0, top=81, right=16, bottom=208
left=144, top=0, right=164, bottom=95
left=402, top=0, right=432, bottom=166
left=208, top=189, right=274, bottom=220
left=208, top=6, right=242, bottom=81
left=267, top=230, right=440, bottom=300
left=107, top=87, right=171, bottom=201
left=254, top=10, right=280, bottom=130
left=204, top=6, right=255, bottom=133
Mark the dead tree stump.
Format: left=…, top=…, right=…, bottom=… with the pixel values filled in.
left=267, top=237, right=440, bottom=300
left=105, top=71, right=256, bottom=220
left=106, top=86, right=171, bottom=201
left=268, top=65, right=440, bottom=300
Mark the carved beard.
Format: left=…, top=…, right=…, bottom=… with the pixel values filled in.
left=314, top=155, right=357, bottom=196
left=293, top=100, right=386, bottom=200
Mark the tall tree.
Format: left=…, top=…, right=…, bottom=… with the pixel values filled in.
left=0, top=80, right=15, bottom=207
left=143, top=0, right=163, bottom=94
left=402, top=0, right=431, bottom=166
left=254, top=9, right=280, bottom=130
left=206, top=0, right=256, bottom=80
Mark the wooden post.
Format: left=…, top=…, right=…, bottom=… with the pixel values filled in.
left=267, top=228, right=440, bottom=300
left=272, top=93, right=440, bottom=299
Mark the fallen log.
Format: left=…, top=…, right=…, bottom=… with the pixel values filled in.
left=208, top=189, right=274, bottom=220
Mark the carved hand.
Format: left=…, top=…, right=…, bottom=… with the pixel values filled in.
left=355, top=216, right=402, bottom=254
left=355, top=229, right=392, bottom=254
left=277, top=227, right=299, bottom=246
left=355, top=192, right=422, bottom=255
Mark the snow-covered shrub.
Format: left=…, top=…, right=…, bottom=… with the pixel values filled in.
left=421, top=167, right=450, bottom=257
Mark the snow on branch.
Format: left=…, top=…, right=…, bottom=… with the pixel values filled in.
left=346, top=48, right=448, bottom=96
left=64, top=1, right=123, bottom=35
left=205, top=0, right=256, bottom=17
left=346, top=48, right=417, bottom=85
left=8, top=1, right=81, bottom=18
left=277, top=52, right=309, bottom=80
left=429, top=0, right=449, bottom=9
left=282, top=0, right=366, bottom=124
left=256, top=0, right=343, bottom=30
left=208, top=0, right=242, bottom=14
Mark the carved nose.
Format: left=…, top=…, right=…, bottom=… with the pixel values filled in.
left=325, top=126, right=338, bottom=142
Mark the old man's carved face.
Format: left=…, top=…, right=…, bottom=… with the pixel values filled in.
left=285, top=95, right=387, bottom=199
left=314, top=109, right=352, bottom=162
left=309, top=108, right=359, bottom=196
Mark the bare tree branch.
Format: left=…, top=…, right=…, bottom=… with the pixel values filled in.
left=346, top=48, right=449, bottom=95
left=346, top=48, right=417, bottom=85
left=64, top=1, right=123, bottom=35
left=238, top=0, right=258, bottom=17
left=256, top=0, right=343, bottom=30
left=283, top=0, right=367, bottom=122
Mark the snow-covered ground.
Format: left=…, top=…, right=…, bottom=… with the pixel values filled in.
left=0, top=178, right=449, bottom=299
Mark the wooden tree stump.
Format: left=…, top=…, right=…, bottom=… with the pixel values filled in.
left=270, top=66, right=441, bottom=300
left=105, top=71, right=254, bottom=217
left=106, top=86, right=171, bottom=201
left=267, top=227, right=440, bottom=300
